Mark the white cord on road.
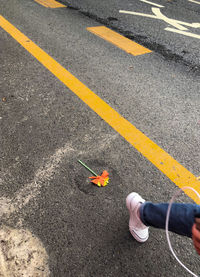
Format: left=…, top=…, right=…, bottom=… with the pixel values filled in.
left=166, top=186, right=200, bottom=277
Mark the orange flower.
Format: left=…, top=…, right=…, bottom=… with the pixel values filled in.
left=89, top=170, right=109, bottom=187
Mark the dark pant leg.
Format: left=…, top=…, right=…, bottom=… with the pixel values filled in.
left=139, top=202, right=200, bottom=238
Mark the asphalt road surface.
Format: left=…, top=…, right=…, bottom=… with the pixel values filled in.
left=63, top=0, right=200, bottom=69
left=0, top=0, right=200, bottom=276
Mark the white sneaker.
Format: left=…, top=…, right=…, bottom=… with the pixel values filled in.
left=126, top=192, right=149, bottom=243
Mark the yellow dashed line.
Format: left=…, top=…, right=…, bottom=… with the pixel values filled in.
left=0, top=15, right=199, bottom=203
left=34, top=0, right=66, bottom=8
left=87, top=26, right=152, bottom=56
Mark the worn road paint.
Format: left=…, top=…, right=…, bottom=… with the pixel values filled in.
left=119, top=7, right=200, bottom=40
left=0, top=226, right=50, bottom=277
left=0, top=143, right=74, bottom=218
left=87, top=26, right=152, bottom=56
left=120, top=8, right=200, bottom=31
left=0, top=135, right=117, bottom=219
left=188, top=0, right=200, bottom=4
left=120, top=9, right=160, bottom=19
left=0, top=15, right=200, bottom=203
left=34, top=0, right=66, bottom=8
left=165, top=27, right=200, bottom=39
left=140, top=0, right=164, bottom=8
left=152, top=7, right=200, bottom=30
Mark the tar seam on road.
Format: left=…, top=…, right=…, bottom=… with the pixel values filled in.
left=87, top=26, right=152, bottom=56
left=0, top=15, right=200, bottom=203
left=34, top=0, right=66, bottom=8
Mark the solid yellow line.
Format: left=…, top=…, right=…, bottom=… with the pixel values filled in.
left=35, top=0, right=49, bottom=7
left=0, top=15, right=199, bottom=203
left=34, top=0, right=66, bottom=8
left=87, top=26, right=152, bottom=56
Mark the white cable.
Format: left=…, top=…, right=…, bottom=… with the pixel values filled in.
left=166, top=186, right=200, bottom=277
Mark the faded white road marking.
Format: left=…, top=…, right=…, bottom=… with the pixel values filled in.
left=120, top=8, right=200, bottom=30
left=140, top=0, right=164, bottom=8
left=119, top=9, right=157, bottom=19
left=0, top=143, right=75, bottom=218
left=119, top=7, right=200, bottom=39
left=165, top=27, right=200, bottom=39
left=0, top=226, right=50, bottom=277
left=0, top=134, right=118, bottom=219
left=153, top=7, right=200, bottom=29
left=152, top=7, right=189, bottom=30
left=0, top=136, right=118, bottom=275
left=188, top=0, right=200, bottom=4
left=98, top=134, right=118, bottom=151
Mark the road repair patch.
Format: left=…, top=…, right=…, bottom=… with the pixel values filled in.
left=0, top=226, right=50, bottom=277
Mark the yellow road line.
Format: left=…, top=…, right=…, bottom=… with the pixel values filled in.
left=34, top=0, right=66, bottom=8
left=87, top=26, right=152, bottom=56
left=0, top=15, right=199, bottom=203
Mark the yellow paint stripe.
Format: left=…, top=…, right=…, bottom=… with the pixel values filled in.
left=34, top=0, right=66, bottom=8
left=87, top=26, right=152, bottom=56
left=0, top=15, right=199, bottom=203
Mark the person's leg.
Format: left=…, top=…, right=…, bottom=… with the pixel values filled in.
left=139, top=202, right=200, bottom=238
